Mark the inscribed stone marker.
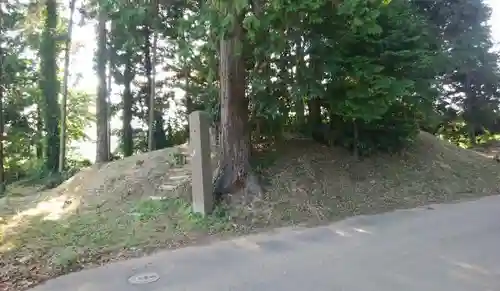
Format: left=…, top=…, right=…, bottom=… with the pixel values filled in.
left=189, top=111, right=213, bottom=215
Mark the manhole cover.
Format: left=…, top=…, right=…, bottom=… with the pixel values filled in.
left=128, top=272, right=160, bottom=285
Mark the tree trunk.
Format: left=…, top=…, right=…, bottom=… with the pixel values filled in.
left=147, top=1, right=157, bottom=151
left=0, top=52, right=5, bottom=195
left=95, top=5, right=109, bottom=163
left=122, top=50, right=134, bottom=157
left=182, top=32, right=194, bottom=134
left=106, top=28, right=112, bottom=157
left=142, top=21, right=155, bottom=151
left=468, top=125, right=477, bottom=146
left=144, top=1, right=163, bottom=152
left=185, top=66, right=194, bottom=114
left=278, top=43, right=291, bottom=132
left=352, top=119, right=359, bottom=160
left=40, top=0, right=60, bottom=172
left=148, top=41, right=157, bottom=150
left=184, top=64, right=196, bottom=144
left=58, top=0, right=76, bottom=173
left=214, top=15, right=261, bottom=199
left=153, top=112, right=167, bottom=149
left=36, top=105, right=44, bottom=159
left=463, top=71, right=478, bottom=146
left=307, top=98, right=322, bottom=127
left=294, top=36, right=305, bottom=126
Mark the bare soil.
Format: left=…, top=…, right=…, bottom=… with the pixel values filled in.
left=1, top=132, right=500, bottom=291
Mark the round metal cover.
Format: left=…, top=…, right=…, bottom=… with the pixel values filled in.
left=128, top=272, right=160, bottom=285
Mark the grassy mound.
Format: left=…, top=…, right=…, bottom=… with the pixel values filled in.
left=1, top=132, right=499, bottom=290
left=248, top=131, right=500, bottom=227
left=0, top=146, right=229, bottom=291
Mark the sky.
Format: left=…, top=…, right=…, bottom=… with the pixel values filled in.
left=487, top=0, right=500, bottom=47
left=68, top=0, right=500, bottom=161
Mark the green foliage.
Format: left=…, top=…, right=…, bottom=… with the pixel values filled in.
left=279, top=0, right=440, bottom=154
left=7, top=155, right=88, bottom=189
left=334, top=102, right=420, bottom=156
left=130, top=198, right=231, bottom=232
left=66, top=91, right=95, bottom=142
left=413, top=0, right=500, bottom=145
left=0, top=0, right=93, bottom=186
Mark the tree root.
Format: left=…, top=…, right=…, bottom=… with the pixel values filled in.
left=213, top=164, right=263, bottom=205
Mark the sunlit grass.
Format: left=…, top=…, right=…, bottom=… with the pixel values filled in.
left=0, top=175, right=233, bottom=282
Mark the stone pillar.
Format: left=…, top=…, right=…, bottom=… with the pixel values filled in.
left=189, top=111, right=213, bottom=215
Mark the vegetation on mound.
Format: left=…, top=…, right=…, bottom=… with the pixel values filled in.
left=0, top=148, right=234, bottom=290
left=252, top=132, right=500, bottom=227
left=2, top=132, right=500, bottom=290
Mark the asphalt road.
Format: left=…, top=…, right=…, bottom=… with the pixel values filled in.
left=29, top=195, right=500, bottom=291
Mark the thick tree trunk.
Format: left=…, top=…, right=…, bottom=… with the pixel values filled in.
left=153, top=112, right=167, bottom=149
left=214, top=16, right=261, bottom=199
left=307, top=98, right=322, bottom=126
left=58, top=0, right=76, bottom=172
left=468, top=125, right=477, bottom=145
left=185, top=95, right=194, bottom=115
left=40, top=0, right=60, bottom=172
left=122, top=50, right=134, bottom=157
left=95, top=6, right=109, bottom=163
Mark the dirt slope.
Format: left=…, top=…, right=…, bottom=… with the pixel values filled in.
left=249, top=131, right=500, bottom=226
left=0, top=146, right=197, bottom=291
left=1, top=132, right=500, bottom=291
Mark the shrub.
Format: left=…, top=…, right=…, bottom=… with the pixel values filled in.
left=333, top=102, right=420, bottom=156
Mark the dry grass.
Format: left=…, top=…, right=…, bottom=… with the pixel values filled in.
left=1, top=132, right=500, bottom=290
left=244, top=131, right=500, bottom=227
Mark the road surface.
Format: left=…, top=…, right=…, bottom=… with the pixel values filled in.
left=29, top=195, right=500, bottom=291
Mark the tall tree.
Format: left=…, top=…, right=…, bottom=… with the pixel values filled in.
left=106, top=22, right=112, bottom=156
left=213, top=2, right=258, bottom=197
left=122, top=49, right=134, bottom=156
left=0, top=50, right=5, bottom=196
left=59, top=0, right=77, bottom=172
left=0, top=3, right=6, bottom=195
left=95, top=2, right=109, bottom=163
left=413, top=0, right=500, bottom=144
left=40, top=0, right=61, bottom=172
left=147, top=0, right=158, bottom=151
